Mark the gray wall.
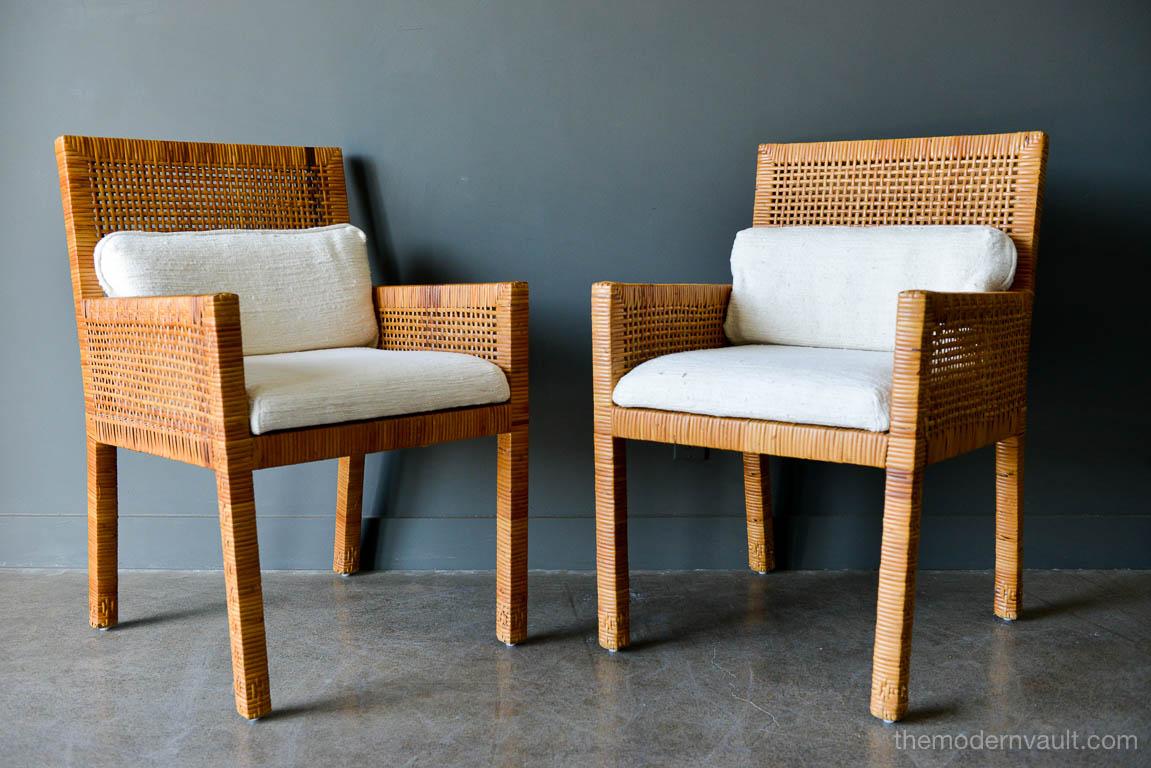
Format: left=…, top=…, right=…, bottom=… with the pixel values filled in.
left=1, top=0, right=1148, bottom=570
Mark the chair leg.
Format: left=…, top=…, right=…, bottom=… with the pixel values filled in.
left=742, top=453, right=775, bottom=574
left=215, top=454, right=272, bottom=720
left=87, top=437, right=118, bottom=629
left=870, top=463, right=924, bottom=722
left=496, top=427, right=529, bottom=645
left=333, top=455, right=365, bottom=575
left=595, top=434, right=629, bottom=651
left=995, top=434, right=1024, bottom=620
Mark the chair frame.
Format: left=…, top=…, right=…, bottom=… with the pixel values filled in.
left=591, top=131, right=1047, bottom=721
left=56, top=136, right=530, bottom=719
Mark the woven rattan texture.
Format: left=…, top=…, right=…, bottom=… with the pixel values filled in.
left=56, top=136, right=531, bottom=719
left=83, top=304, right=214, bottom=434
left=591, top=132, right=1048, bottom=723
left=251, top=404, right=513, bottom=469
left=333, top=455, right=366, bottom=574
left=56, top=136, right=348, bottom=304
left=617, top=299, right=729, bottom=376
left=611, top=407, right=890, bottom=467
left=755, top=133, right=1046, bottom=291
left=80, top=295, right=233, bottom=467
left=88, top=161, right=340, bottom=233
left=590, top=283, right=731, bottom=391
left=919, top=291, right=1032, bottom=462
left=869, top=289, right=932, bottom=721
left=994, top=435, right=1024, bottom=620
left=742, top=453, right=774, bottom=573
left=86, top=439, right=118, bottom=629
left=376, top=285, right=502, bottom=362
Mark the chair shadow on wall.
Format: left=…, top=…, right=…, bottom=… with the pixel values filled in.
left=360, top=452, right=405, bottom=571
left=346, top=154, right=494, bottom=571
left=771, top=457, right=802, bottom=570
left=346, top=154, right=596, bottom=588
left=346, top=154, right=403, bottom=570
left=346, top=155, right=399, bottom=285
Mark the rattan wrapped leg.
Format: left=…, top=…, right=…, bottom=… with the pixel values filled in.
left=87, top=437, right=118, bottom=629
left=870, top=464, right=924, bottom=722
left=995, top=434, right=1024, bottom=620
left=496, top=427, right=529, bottom=645
left=333, top=455, right=365, bottom=575
left=215, top=454, right=272, bottom=720
left=742, top=453, right=775, bottom=574
left=595, top=434, right=629, bottom=650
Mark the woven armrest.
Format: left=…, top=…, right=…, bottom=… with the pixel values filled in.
left=591, top=280, right=730, bottom=391
left=891, top=290, right=1034, bottom=463
left=374, top=283, right=528, bottom=424
left=79, top=293, right=246, bottom=464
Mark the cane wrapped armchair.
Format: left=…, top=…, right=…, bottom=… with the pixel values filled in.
left=56, top=136, right=529, bottom=719
left=591, top=132, right=1047, bottom=721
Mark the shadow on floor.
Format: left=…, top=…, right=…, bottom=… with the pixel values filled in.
left=112, top=603, right=220, bottom=630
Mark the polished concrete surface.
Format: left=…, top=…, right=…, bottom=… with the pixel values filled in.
left=1, top=569, right=1147, bottom=767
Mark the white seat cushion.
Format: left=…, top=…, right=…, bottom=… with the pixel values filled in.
left=724, top=225, right=1017, bottom=352
left=612, top=345, right=893, bottom=431
left=243, top=347, right=510, bottom=435
left=95, top=224, right=378, bottom=356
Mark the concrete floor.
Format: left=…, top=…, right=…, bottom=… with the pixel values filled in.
left=1, top=570, right=1148, bottom=767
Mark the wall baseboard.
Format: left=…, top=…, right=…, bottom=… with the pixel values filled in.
left=2, top=514, right=1147, bottom=570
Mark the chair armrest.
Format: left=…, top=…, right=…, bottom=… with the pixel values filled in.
left=374, top=283, right=528, bottom=425
left=890, top=290, right=1034, bottom=464
left=79, top=293, right=248, bottom=464
left=591, top=281, right=731, bottom=427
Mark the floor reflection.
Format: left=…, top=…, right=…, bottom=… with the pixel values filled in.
left=493, top=652, right=524, bottom=767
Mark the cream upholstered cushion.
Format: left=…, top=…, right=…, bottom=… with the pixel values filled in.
left=723, top=225, right=1017, bottom=352
left=612, top=345, right=893, bottom=431
left=94, top=224, right=377, bottom=356
left=243, top=347, right=510, bottom=435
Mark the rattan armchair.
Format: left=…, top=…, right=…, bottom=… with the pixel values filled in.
left=55, top=136, right=529, bottom=719
left=591, top=132, right=1047, bottom=721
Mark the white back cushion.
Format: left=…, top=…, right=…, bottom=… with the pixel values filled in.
left=723, top=226, right=1017, bottom=351
left=95, top=224, right=378, bottom=356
